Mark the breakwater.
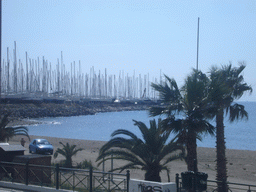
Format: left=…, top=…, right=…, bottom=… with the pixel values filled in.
left=1, top=102, right=151, bottom=121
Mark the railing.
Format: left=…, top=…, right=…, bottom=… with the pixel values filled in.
left=175, top=173, right=256, bottom=192
left=0, top=161, right=130, bottom=192
left=2, top=161, right=255, bottom=192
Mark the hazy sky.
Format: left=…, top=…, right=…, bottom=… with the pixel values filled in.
left=2, top=0, right=256, bottom=101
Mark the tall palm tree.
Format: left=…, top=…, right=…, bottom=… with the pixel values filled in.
left=54, top=142, right=83, bottom=168
left=0, top=114, right=30, bottom=142
left=96, top=119, right=184, bottom=182
left=208, top=64, right=252, bottom=192
left=149, top=70, right=215, bottom=172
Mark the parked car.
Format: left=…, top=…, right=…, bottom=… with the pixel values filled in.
left=29, top=139, right=54, bottom=155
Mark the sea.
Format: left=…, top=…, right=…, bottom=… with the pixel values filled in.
left=27, top=101, right=256, bottom=151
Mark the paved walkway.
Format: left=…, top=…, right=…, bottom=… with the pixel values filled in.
left=0, top=187, right=36, bottom=192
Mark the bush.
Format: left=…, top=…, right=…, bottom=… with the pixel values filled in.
left=76, top=160, right=96, bottom=170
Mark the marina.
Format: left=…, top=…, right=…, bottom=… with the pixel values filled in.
left=1, top=42, right=161, bottom=102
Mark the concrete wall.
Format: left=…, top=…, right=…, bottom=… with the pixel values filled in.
left=1, top=178, right=177, bottom=192
left=130, top=179, right=176, bottom=192
left=0, top=181, right=72, bottom=192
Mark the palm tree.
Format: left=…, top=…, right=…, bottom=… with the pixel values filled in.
left=96, top=119, right=184, bottom=182
left=208, top=64, right=252, bottom=192
left=149, top=70, right=215, bottom=172
left=0, top=114, right=30, bottom=142
left=54, top=142, right=83, bottom=168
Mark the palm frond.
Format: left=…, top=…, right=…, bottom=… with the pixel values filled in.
left=229, top=103, right=248, bottom=121
left=111, top=129, right=138, bottom=139
left=148, top=106, right=168, bottom=117
left=163, top=153, right=185, bottom=166
left=0, top=114, right=30, bottom=142
left=99, top=137, right=142, bottom=155
left=110, top=163, right=142, bottom=173
left=97, top=149, right=144, bottom=166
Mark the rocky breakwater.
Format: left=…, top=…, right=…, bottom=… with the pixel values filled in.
left=0, top=102, right=151, bottom=121
left=1, top=103, right=94, bottom=119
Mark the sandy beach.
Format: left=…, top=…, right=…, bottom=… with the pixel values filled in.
left=7, top=135, right=256, bottom=187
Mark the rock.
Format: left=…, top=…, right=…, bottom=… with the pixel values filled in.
left=0, top=102, right=153, bottom=120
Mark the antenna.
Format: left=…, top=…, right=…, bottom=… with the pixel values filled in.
left=196, top=17, right=200, bottom=71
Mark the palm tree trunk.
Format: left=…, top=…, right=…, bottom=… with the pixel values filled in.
left=216, top=109, right=228, bottom=192
left=66, top=156, right=73, bottom=168
left=145, top=168, right=161, bottom=182
left=186, top=131, right=197, bottom=172
left=186, top=131, right=197, bottom=192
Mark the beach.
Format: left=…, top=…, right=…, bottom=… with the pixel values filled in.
left=8, top=135, right=256, bottom=186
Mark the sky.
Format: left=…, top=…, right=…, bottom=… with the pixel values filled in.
left=2, top=0, right=256, bottom=101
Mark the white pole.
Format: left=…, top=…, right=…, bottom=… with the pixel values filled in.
left=196, top=17, right=200, bottom=70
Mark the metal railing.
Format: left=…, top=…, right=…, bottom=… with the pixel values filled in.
left=0, top=161, right=130, bottom=192
left=175, top=173, right=256, bottom=192
left=2, top=161, right=255, bottom=192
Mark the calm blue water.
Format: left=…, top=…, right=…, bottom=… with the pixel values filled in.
left=27, top=101, right=256, bottom=151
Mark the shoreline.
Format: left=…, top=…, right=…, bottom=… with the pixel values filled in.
left=7, top=135, right=256, bottom=185
left=9, top=114, right=256, bottom=152
left=3, top=103, right=256, bottom=185
left=2, top=102, right=151, bottom=126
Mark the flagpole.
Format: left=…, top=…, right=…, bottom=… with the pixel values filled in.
left=196, top=17, right=200, bottom=71
left=0, top=0, right=2, bottom=98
